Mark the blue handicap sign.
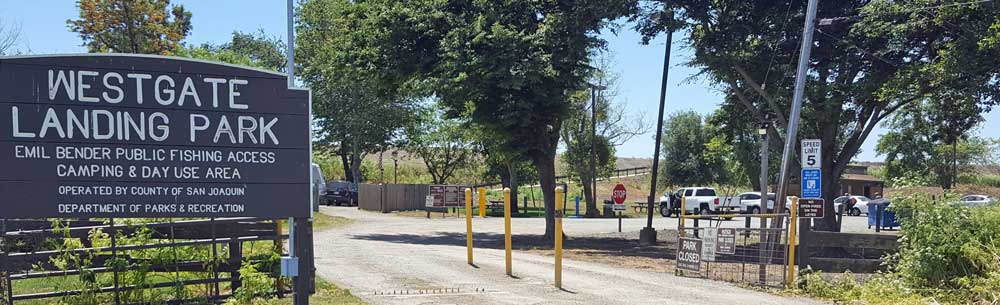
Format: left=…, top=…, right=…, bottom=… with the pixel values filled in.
left=801, top=169, right=822, bottom=198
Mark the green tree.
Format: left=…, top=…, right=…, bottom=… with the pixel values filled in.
left=68, top=0, right=192, bottom=55
left=404, top=106, right=476, bottom=184
left=328, top=0, right=636, bottom=237
left=177, top=31, right=285, bottom=72
left=296, top=0, right=421, bottom=183
left=561, top=53, right=645, bottom=217
left=634, top=0, right=1000, bottom=230
left=877, top=99, right=992, bottom=188
left=659, top=111, right=726, bottom=187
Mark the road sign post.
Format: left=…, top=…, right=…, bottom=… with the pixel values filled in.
left=612, top=184, right=626, bottom=232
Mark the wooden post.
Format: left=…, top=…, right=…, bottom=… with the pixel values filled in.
left=229, top=239, right=243, bottom=292
left=111, top=218, right=120, bottom=305
left=293, top=217, right=313, bottom=305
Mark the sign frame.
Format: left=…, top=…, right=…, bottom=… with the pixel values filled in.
left=716, top=228, right=736, bottom=255
left=797, top=198, right=825, bottom=219
left=801, top=139, right=821, bottom=169
left=676, top=237, right=703, bottom=272
left=801, top=168, right=822, bottom=198
left=0, top=54, right=312, bottom=218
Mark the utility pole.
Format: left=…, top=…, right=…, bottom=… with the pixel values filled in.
left=591, top=86, right=598, bottom=216
left=589, top=84, right=605, bottom=216
left=759, top=117, right=769, bottom=209
left=640, top=12, right=674, bottom=245
left=775, top=0, right=819, bottom=215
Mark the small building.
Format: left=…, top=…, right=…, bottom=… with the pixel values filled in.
left=839, top=165, right=885, bottom=198
left=784, top=164, right=884, bottom=198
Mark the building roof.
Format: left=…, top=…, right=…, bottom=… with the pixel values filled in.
left=842, top=173, right=883, bottom=183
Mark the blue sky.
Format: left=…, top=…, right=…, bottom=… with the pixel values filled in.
left=3, top=0, right=995, bottom=162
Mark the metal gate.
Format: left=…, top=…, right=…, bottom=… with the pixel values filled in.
left=675, top=213, right=793, bottom=288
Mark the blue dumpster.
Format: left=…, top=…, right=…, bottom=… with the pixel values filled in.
left=867, top=198, right=899, bottom=231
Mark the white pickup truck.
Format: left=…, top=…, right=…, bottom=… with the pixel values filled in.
left=659, top=187, right=733, bottom=216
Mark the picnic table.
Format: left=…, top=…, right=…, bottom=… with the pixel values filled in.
left=630, top=201, right=652, bottom=213
left=488, top=200, right=505, bottom=215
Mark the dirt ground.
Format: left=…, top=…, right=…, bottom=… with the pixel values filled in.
left=312, top=206, right=827, bottom=305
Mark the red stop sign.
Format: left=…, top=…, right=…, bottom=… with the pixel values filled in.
left=612, top=184, right=627, bottom=204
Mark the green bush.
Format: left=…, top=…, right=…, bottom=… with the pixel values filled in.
left=796, top=193, right=1000, bottom=304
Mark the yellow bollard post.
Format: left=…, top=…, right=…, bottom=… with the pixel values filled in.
left=504, top=188, right=513, bottom=276
left=478, top=187, right=487, bottom=218
left=679, top=196, right=687, bottom=237
left=465, top=188, right=474, bottom=266
left=555, top=186, right=564, bottom=289
left=786, top=196, right=799, bottom=288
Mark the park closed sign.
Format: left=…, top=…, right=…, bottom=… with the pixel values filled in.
left=0, top=54, right=311, bottom=218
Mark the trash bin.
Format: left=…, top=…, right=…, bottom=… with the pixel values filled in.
left=603, top=200, right=615, bottom=218
left=867, top=198, right=899, bottom=231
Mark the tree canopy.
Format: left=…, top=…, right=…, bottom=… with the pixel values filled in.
left=311, top=0, right=636, bottom=237
left=68, top=0, right=192, bottom=55
left=634, top=0, right=1000, bottom=230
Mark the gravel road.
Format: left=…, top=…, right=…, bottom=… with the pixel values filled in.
left=314, top=206, right=827, bottom=305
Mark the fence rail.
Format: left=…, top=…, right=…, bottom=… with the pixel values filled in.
left=676, top=214, right=791, bottom=288
left=1, top=218, right=290, bottom=305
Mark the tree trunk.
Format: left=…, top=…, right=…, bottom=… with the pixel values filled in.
left=349, top=139, right=363, bottom=183
left=580, top=173, right=598, bottom=217
left=948, top=140, right=957, bottom=189
left=339, top=145, right=352, bottom=182
left=532, top=153, right=558, bottom=239
left=507, top=162, right=520, bottom=215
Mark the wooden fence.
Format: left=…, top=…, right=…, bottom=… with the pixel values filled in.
left=798, top=228, right=899, bottom=273
left=358, top=184, right=433, bottom=213
left=1, top=218, right=295, bottom=304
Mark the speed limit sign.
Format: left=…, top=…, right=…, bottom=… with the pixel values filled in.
left=801, top=139, right=821, bottom=169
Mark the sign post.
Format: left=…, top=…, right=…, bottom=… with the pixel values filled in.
left=612, top=184, right=627, bottom=232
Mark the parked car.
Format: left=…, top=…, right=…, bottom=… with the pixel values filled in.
left=311, top=164, right=327, bottom=211
left=734, top=192, right=776, bottom=214
left=658, top=187, right=723, bottom=216
left=958, top=194, right=996, bottom=207
left=323, top=180, right=358, bottom=206
left=834, top=195, right=872, bottom=216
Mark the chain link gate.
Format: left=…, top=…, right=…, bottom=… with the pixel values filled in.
left=676, top=213, right=792, bottom=288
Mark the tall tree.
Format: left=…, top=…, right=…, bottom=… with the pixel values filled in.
left=561, top=53, right=645, bottom=217
left=68, top=0, right=192, bottom=55
left=659, top=111, right=727, bottom=187
left=877, top=99, right=989, bottom=188
left=328, top=0, right=637, bottom=237
left=404, top=106, right=476, bottom=184
left=634, top=0, right=1000, bottom=230
left=297, top=0, right=421, bottom=183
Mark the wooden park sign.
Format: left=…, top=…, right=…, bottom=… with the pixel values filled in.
left=0, top=54, right=311, bottom=218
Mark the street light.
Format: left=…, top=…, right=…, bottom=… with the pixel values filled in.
left=391, top=150, right=399, bottom=184
left=589, top=83, right=607, bottom=217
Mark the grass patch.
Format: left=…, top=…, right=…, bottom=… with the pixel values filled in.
left=313, top=213, right=353, bottom=231
left=259, top=279, right=367, bottom=305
